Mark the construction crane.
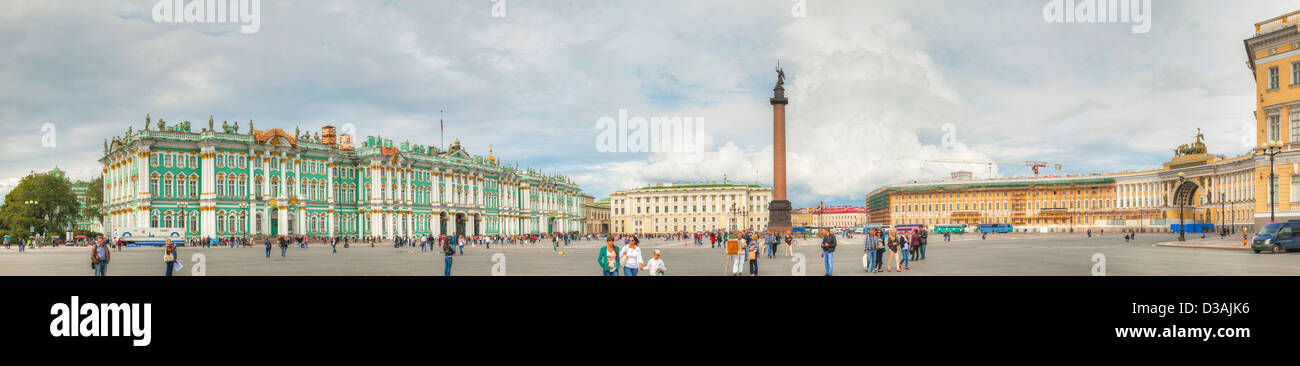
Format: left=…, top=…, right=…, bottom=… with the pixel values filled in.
left=1024, top=161, right=1063, bottom=175
left=926, top=160, right=1063, bottom=177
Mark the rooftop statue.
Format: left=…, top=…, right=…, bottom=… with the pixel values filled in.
left=208, top=116, right=214, bottom=132
left=1174, top=128, right=1208, bottom=157
left=775, top=61, right=786, bottom=87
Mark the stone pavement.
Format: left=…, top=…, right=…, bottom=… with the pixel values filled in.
left=1155, top=236, right=1252, bottom=251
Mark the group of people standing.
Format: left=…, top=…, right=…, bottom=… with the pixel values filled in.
left=858, top=228, right=928, bottom=274
left=597, top=235, right=667, bottom=276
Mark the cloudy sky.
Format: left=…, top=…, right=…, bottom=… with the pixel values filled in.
left=0, top=0, right=1293, bottom=207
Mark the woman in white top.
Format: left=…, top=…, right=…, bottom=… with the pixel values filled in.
left=645, top=249, right=666, bottom=276
left=620, top=236, right=645, bottom=276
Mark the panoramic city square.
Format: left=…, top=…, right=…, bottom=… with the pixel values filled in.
left=4, top=232, right=1297, bottom=276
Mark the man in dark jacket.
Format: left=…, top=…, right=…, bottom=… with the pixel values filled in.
left=820, top=231, right=837, bottom=276
left=918, top=228, right=928, bottom=260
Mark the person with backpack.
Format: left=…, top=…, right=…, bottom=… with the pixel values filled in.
left=442, top=234, right=457, bottom=276
left=820, top=230, right=837, bottom=276
left=746, top=235, right=761, bottom=276
left=265, top=237, right=273, bottom=258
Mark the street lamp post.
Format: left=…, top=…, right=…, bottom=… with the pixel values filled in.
left=1177, top=172, right=1187, bottom=242
left=1220, top=192, right=1226, bottom=237
left=1264, top=140, right=1284, bottom=224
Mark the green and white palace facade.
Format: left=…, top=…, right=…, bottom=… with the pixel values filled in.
left=99, top=117, right=584, bottom=239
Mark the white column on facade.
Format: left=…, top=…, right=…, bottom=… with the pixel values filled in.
left=199, top=145, right=215, bottom=237
left=327, top=158, right=335, bottom=238
left=369, top=163, right=381, bottom=239
left=294, top=156, right=305, bottom=235
left=277, top=154, right=288, bottom=236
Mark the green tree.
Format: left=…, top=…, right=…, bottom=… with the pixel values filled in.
left=83, top=175, right=103, bottom=223
left=0, top=173, right=78, bottom=235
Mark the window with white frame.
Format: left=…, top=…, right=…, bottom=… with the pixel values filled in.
left=1270, top=114, right=1282, bottom=142
left=1270, top=66, right=1280, bottom=90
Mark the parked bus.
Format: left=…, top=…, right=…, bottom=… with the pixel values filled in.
left=934, top=224, right=966, bottom=234
left=894, top=224, right=923, bottom=233
left=977, top=223, right=1013, bottom=233
left=113, top=227, right=187, bottom=246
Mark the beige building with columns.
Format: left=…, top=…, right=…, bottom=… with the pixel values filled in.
left=610, top=181, right=772, bottom=234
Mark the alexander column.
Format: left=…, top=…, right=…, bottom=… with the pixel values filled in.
left=769, top=63, right=792, bottom=234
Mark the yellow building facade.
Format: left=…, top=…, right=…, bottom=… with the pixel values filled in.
left=864, top=10, right=1300, bottom=233
left=1248, top=10, right=1300, bottom=225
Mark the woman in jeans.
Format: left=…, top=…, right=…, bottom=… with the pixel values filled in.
left=163, top=240, right=179, bottom=276
left=620, top=236, right=644, bottom=276
left=597, top=237, right=622, bottom=276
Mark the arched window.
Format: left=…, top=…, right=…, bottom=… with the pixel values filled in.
left=150, top=173, right=159, bottom=198
left=164, top=210, right=174, bottom=228
left=177, top=175, right=185, bottom=198
left=272, top=177, right=280, bottom=197
left=229, top=214, right=238, bottom=234
left=239, top=212, right=247, bottom=234
left=238, top=175, right=247, bottom=198
left=150, top=210, right=160, bottom=228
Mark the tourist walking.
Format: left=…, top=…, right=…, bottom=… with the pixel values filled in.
left=90, top=238, right=110, bottom=276
left=163, top=240, right=179, bottom=276
left=442, top=234, right=456, bottom=276
left=747, top=236, right=760, bottom=276
left=886, top=232, right=900, bottom=272
left=902, top=230, right=914, bottom=271
left=620, top=236, right=644, bottom=276
left=820, top=231, right=837, bottom=276
left=646, top=249, right=667, bottom=276
left=597, top=237, right=621, bottom=276
left=864, top=231, right=878, bottom=273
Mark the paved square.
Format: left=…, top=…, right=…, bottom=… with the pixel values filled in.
left=2, top=233, right=1298, bottom=276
